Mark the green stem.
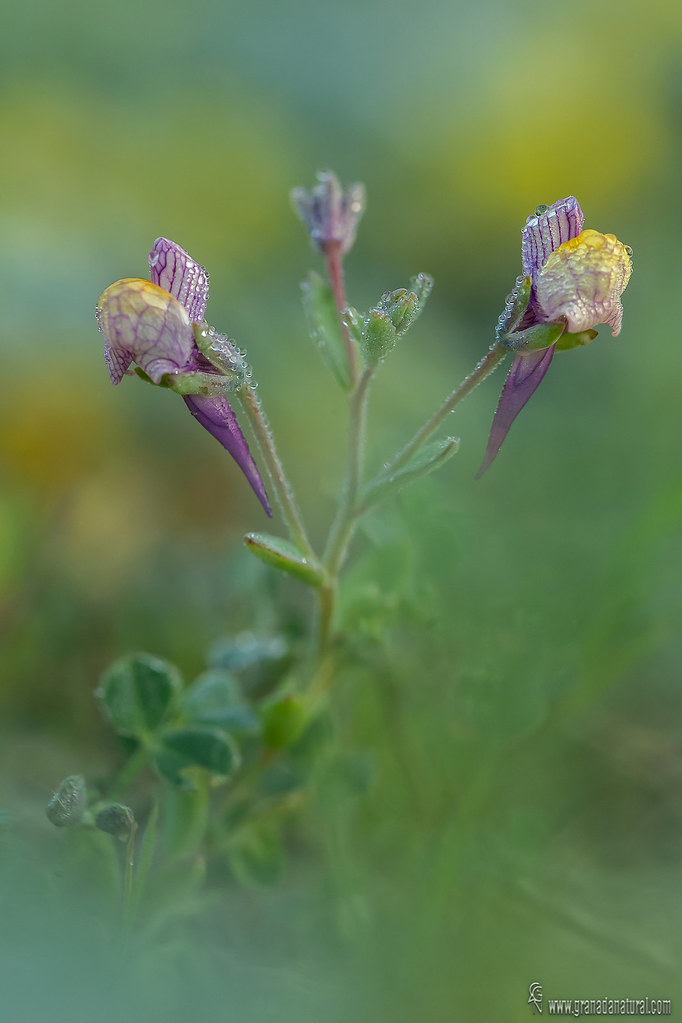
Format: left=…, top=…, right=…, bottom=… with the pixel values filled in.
left=316, top=365, right=376, bottom=651
left=324, top=365, right=375, bottom=577
left=108, top=744, right=150, bottom=802
left=238, top=384, right=318, bottom=564
left=122, top=819, right=138, bottom=925
left=382, top=343, right=508, bottom=477
left=324, top=241, right=359, bottom=389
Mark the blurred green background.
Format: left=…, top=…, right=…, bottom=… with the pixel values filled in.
left=1, top=0, right=682, bottom=1019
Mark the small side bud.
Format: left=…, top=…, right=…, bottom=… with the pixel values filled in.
left=361, top=308, right=397, bottom=364
left=95, top=803, right=136, bottom=841
left=46, top=775, right=87, bottom=828
left=360, top=273, right=433, bottom=365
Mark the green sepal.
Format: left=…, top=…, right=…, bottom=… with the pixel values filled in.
left=504, top=276, right=531, bottom=334
left=360, top=436, right=460, bottom=511
left=342, top=306, right=364, bottom=345
left=160, top=727, right=241, bottom=780
left=361, top=308, right=397, bottom=364
left=45, top=775, right=87, bottom=828
left=555, top=328, right=598, bottom=352
left=360, top=273, right=433, bottom=365
left=243, top=532, right=325, bottom=587
left=97, top=653, right=183, bottom=740
left=301, top=272, right=352, bottom=391
left=499, top=320, right=565, bottom=353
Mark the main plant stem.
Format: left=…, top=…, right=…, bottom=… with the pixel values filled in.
left=317, top=365, right=375, bottom=652
left=238, top=383, right=318, bottom=565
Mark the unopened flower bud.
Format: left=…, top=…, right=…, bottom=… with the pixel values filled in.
left=291, top=171, right=365, bottom=256
left=95, top=803, right=136, bottom=841
left=46, top=775, right=86, bottom=828
left=361, top=273, right=433, bottom=364
left=361, top=308, right=397, bottom=364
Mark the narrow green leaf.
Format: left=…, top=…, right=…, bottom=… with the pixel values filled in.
left=244, top=532, right=325, bottom=587
left=361, top=437, right=460, bottom=511
left=97, top=653, right=183, bottom=739
left=301, top=271, right=351, bottom=390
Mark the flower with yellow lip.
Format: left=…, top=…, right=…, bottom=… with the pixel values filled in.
left=477, top=198, right=632, bottom=477
left=96, top=238, right=271, bottom=515
left=535, top=229, right=632, bottom=336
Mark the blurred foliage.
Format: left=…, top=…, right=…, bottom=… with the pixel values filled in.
left=2, top=0, right=682, bottom=1018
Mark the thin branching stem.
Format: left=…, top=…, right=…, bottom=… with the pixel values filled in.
left=238, top=384, right=318, bottom=564
left=379, top=344, right=508, bottom=477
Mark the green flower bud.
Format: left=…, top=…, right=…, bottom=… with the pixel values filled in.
left=360, top=273, right=433, bottom=365
left=46, top=775, right=87, bottom=828
left=361, top=308, right=397, bottom=364
left=95, top=803, right=136, bottom=841
left=263, top=695, right=307, bottom=750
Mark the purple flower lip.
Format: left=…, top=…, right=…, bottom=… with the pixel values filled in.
left=97, top=239, right=271, bottom=516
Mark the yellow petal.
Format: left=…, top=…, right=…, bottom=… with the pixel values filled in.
left=535, top=230, right=632, bottom=336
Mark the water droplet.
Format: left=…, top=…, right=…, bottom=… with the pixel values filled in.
left=534, top=204, right=549, bottom=216
left=624, top=245, right=633, bottom=257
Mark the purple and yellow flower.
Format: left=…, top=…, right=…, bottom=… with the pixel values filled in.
left=96, top=239, right=271, bottom=515
left=477, top=197, right=632, bottom=477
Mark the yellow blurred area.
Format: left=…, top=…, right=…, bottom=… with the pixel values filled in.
left=429, top=52, right=670, bottom=250
left=0, top=81, right=300, bottom=267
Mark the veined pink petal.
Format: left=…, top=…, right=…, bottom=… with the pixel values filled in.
left=521, top=197, right=584, bottom=279
left=149, top=238, right=209, bottom=324
left=97, top=279, right=196, bottom=384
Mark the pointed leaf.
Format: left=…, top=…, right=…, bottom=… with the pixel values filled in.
left=361, top=436, right=460, bottom=511
left=301, top=272, right=351, bottom=390
left=243, top=532, right=324, bottom=587
left=475, top=346, right=556, bottom=479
